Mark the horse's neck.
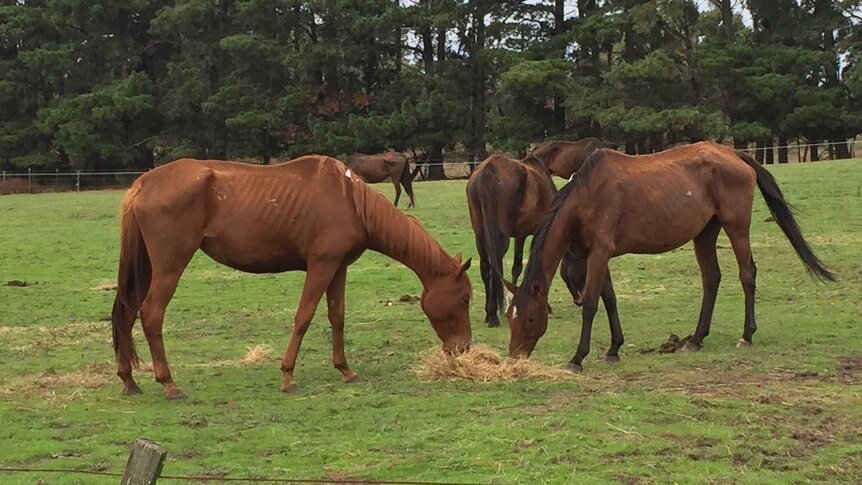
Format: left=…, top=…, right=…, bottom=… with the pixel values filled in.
left=539, top=210, right=576, bottom=286
left=359, top=190, right=451, bottom=284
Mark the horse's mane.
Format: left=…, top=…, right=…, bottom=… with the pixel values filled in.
left=349, top=175, right=453, bottom=275
left=514, top=150, right=605, bottom=308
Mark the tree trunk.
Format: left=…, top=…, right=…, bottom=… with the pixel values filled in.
left=810, top=140, right=820, bottom=162
left=436, top=25, right=446, bottom=64
left=421, top=0, right=434, bottom=74
left=552, top=0, right=566, bottom=134
left=777, top=135, right=788, bottom=163
left=468, top=0, right=487, bottom=172
left=426, top=144, right=445, bottom=180
left=764, top=138, right=774, bottom=164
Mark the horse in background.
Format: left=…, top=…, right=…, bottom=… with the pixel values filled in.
left=530, top=137, right=605, bottom=179
left=111, top=155, right=471, bottom=400
left=467, top=154, right=580, bottom=328
left=507, top=142, right=834, bottom=370
left=344, top=152, right=415, bottom=208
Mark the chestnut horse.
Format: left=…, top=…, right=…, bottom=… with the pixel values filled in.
left=506, top=142, right=834, bottom=371
left=344, top=152, right=415, bottom=208
left=111, top=155, right=471, bottom=399
left=530, top=137, right=605, bottom=179
left=466, top=154, right=581, bottom=327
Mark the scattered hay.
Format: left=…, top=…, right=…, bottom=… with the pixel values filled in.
left=415, top=344, right=574, bottom=382
left=188, top=344, right=274, bottom=368
left=239, top=345, right=272, bottom=365
left=90, top=280, right=117, bottom=292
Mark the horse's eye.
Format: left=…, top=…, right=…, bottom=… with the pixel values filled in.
left=528, top=315, right=535, bottom=323
left=461, top=294, right=470, bottom=303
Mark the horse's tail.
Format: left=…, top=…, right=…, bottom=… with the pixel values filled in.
left=399, top=156, right=416, bottom=208
left=735, top=149, right=835, bottom=282
left=472, top=165, right=507, bottom=310
left=111, top=190, right=151, bottom=368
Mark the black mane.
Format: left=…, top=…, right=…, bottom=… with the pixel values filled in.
left=513, top=149, right=606, bottom=309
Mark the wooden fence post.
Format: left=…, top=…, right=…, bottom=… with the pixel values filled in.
left=120, top=438, right=167, bottom=485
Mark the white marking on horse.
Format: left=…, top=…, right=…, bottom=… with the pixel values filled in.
left=686, top=190, right=692, bottom=196
left=345, top=168, right=353, bottom=179
left=512, top=305, right=519, bottom=319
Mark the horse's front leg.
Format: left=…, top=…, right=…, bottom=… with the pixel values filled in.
left=566, top=252, right=611, bottom=372
left=600, top=271, right=624, bottom=363
left=327, top=266, right=360, bottom=383
left=280, top=260, right=340, bottom=393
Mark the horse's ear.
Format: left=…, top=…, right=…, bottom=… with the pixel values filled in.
left=459, top=258, right=472, bottom=275
left=454, top=252, right=463, bottom=265
left=502, top=279, right=518, bottom=295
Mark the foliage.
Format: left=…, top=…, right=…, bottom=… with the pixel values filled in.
left=2, top=1, right=862, bottom=170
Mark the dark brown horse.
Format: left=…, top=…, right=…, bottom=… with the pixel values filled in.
left=111, top=155, right=471, bottom=399
left=506, top=142, right=834, bottom=370
left=344, top=152, right=415, bottom=208
left=530, top=137, right=605, bottom=179
left=467, top=154, right=578, bottom=328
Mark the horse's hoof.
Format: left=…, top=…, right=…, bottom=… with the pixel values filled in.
left=121, top=384, right=143, bottom=396
left=565, top=362, right=583, bottom=373
left=681, top=341, right=701, bottom=352
left=736, top=339, right=753, bottom=349
left=487, top=318, right=501, bottom=328
left=343, top=374, right=362, bottom=384
left=281, top=383, right=301, bottom=394
left=602, top=355, right=620, bottom=364
left=166, top=388, right=187, bottom=400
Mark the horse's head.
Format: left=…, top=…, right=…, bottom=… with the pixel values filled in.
left=503, top=279, right=549, bottom=359
left=421, top=253, right=473, bottom=353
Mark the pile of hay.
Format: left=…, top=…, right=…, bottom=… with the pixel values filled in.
left=416, top=344, right=574, bottom=382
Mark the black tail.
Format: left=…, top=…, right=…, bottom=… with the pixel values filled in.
left=735, top=150, right=836, bottom=282
left=399, top=158, right=416, bottom=208
left=473, top=165, right=509, bottom=312
left=111, top=197, right=152, bottom=368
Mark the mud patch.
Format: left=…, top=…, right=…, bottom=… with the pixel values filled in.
left=4, top=280, right=30, bottom=287
left=837, top=355, right=862, bottom=377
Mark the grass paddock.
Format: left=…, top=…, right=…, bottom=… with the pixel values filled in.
left=1, top=160, right=861, bottom=484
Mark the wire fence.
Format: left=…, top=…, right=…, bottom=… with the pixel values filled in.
left=1, top=139, right=859, bottom=195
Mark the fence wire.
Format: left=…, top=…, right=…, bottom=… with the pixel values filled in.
left=2, top=139, right=859, bottom=195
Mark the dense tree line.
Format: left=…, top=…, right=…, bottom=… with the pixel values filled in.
left=2, top=0, right=862, bottom=175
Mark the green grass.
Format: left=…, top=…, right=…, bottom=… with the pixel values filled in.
left=1, top=160, right=861, bottom=484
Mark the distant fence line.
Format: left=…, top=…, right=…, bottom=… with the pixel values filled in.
left=1, top=139, right=859, bottom=195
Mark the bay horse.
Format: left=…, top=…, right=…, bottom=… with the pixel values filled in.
left=344, top=152, right=415, bottom=208
left=111, top=155, right=471, bottom=399
left=530, top=137, right=605, bottom=179
left=505, top=142, right=834, bottom=371
left=466, top=154, right=581, bottom=327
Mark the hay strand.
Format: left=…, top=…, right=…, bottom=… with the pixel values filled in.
left=415, top=344, right=574, bottom=382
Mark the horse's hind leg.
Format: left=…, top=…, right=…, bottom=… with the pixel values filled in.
left=327, top=266, right=359, bottom=384
left=281, top=259, right=340, bottom=393
left=724, top=222, right=757, bottom=348
left=683, top=217, right=723, bottom=352
left=475, top=236, right=492, bottom=324
left=392, top=178, right=402, bottom=208
left=139, top=269, right=187, bottom=399
left=113, top=297, right=142, bottom=395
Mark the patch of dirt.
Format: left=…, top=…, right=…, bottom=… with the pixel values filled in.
left=4, top=280, right=30, bottom=287
left=398, top=294, right=420, bottom=303
left=837, top=355, right=862, bottom=377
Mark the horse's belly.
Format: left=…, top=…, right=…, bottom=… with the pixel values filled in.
left=200, top=237, right=306, bottom=273
left=614, top=205, right=715, bottom=255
